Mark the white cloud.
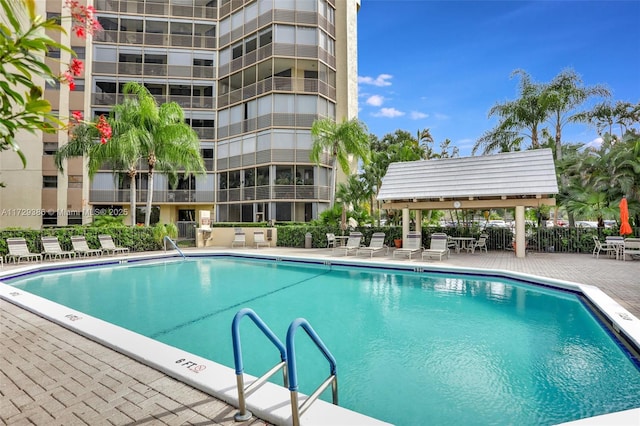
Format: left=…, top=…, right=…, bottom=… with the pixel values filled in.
left=434, top=113, right=450, bottom=120
left=358, top=74, right=393, bottom=87
left=366, top=95, right=384, bottom=106
left=410, top=111, right=428, bottom=120
left=584, top=136, right=603, bottom=149
left=372, top=108, right=405, bottom=118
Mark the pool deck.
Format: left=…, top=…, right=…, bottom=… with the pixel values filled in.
left=1, top=248, right=639, bottom=425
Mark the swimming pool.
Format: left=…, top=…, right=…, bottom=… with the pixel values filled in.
left=2, top=253, right=640, bottom=425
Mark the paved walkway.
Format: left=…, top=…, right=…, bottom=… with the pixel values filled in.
left=1, top=249, right=638, bottom=425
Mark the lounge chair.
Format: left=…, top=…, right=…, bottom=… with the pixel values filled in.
left=592, top=236, right=616, bottom=259
left=41, top=236, right=75, bottom=260
left=392, top=232, right=422, bottom=259
left=5, top=237, right=43, bottom=264
left=231, top=230, right=246, bottom=248
left=333, top=232, right=363, bottom=256
left=254, top=231, right=270, bottom=249
left=421, top=233, right=450, bottom=261
left=470, top=233, right=489, bottom=254
left=356, top=232, right=388, bottom=258
left=71, top=236, right=103, bottom=257
left=98, top=235, right=130, bottom=255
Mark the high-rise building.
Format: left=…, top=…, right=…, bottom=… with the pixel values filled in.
left=0, top=0, right=360, bottom=231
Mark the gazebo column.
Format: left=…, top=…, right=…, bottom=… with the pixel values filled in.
left=415, top=209, right=422, bottom=235
left=515, top=205, right=526, bottom=258
left=402, top=208, right=410, bottom=241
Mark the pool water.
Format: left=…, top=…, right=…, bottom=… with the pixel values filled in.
left=8, top=257, right=640, bottom=425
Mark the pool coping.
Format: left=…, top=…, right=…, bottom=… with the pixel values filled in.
left=1, top=250, right=639, bottom=425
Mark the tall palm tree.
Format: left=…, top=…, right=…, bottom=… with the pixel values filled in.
left=56, top=114, right=142, bottom=226
left=118, top=82, right=204, bottom=226
left=473, top=70, right=548, bottom=155
left=310, top=117, right=370, bottom=207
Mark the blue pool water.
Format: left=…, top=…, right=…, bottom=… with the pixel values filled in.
left=7, top=257, right=640, bottom=425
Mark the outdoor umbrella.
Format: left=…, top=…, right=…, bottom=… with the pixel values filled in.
left=619, top=197, right=633, bottom=236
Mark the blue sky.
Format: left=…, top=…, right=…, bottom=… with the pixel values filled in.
left=356, top=0, right=640, bottom=156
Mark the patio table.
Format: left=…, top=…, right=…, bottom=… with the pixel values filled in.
left=451, top=237, right=476, bottom=253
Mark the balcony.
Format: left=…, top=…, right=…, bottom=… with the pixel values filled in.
left=89, top=189, right=214, bottom=204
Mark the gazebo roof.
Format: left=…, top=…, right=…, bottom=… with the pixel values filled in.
left=378, top=149, right=559, bottom=209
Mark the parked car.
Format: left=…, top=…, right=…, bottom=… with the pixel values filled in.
left=576, top=221, right=598, bottom=228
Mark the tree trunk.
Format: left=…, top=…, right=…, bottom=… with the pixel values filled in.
left=330, top=157, right=337, bottom=208
left=128, top=169, right=137, bottom=227
left=145, top=169, right=154, bottom=226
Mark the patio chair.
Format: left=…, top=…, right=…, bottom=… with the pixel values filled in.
left=422, top=233, right=450, bottom=261
left=392, top=232, right=423, bottom=260
left=326, top=233, right=337, bottom=249
left=231, top=230, right=246, bottom=248
left=71, top=236, right=103, bottom=257
left=333, top=232, right=363, bottom=256
left=254, top=231, right=270, bottom=249
left=5, top=237, right=43, bottom=264
left=592, top=236, right=617, bottom=259
left=470, top=234, right=489, bottom=254
left=98, top=235, right=130, bottom=255
left=356, top=232, right=388, bottom=258
left=41, top=236, right=75, bottom=260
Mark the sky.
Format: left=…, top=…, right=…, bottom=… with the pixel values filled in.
left=356, top=0, right=640, bottom=157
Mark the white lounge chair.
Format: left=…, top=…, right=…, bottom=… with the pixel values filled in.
left=71, top=236, right=103, bottom=257
left=333, top=232, right=363, bottom=256
left=41, top=236, right=75, bottom=260
left=422, top=233, right=450, bottom=261
left=356, top=232, right=388, bottom=258
left=623, top=238, right=640, bottom=261
left=231, top=230, right=246, bottom=248
left=5, top=237, right=42, bottom=264
left=98, top=235, right=130, bottom=255
left=254, top=231, right=270, bottom=249
left=392, top=232, right=422, bottom=259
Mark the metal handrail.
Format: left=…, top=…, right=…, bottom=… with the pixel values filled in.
left=286, top=318, right=338, bottom=426
left=231, top=308, right=288, bottom=422
left=163, top=236, right=185, bottom=259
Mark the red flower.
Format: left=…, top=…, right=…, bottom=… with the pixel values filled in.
left=70, top=58, right=84, bottom=76
left=95, top=115, right=112, bottom=144
left=74, top=26, right=85, bottom=38
left=71, top=111, right=83, bottom=122
left=69, top=81, right=75, bottom=91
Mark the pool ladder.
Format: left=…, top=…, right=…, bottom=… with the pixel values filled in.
left=163, top=236, right=185, bottom=259
left=231, top=308, right=338, bottom=426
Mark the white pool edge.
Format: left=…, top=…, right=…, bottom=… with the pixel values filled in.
left=1, top=251, right=639, bottom=425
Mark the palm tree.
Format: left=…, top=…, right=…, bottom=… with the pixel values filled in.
left=473, top=70, right=548, bottom=155
left=56, top=114, right=142, bottom=226
left=310, top=117, right=370, bottom=207
left=117, top=82, right=204, bottom=226
left=542, top=68, right=610, bottom=161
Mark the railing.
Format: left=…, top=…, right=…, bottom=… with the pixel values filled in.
left=163, top=236, right=185, bottom=259
left=231, top=308, right=288, bottom=422
left=286, top=318, right=338, bottom=426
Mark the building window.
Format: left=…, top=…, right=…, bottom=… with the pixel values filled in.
left=48, top=47, right=61, bottom=58
left=43, top=176, right=58, bottom=188
left=74, top=46, right=86, bottom=59
left=46, top=12, right=61, bottom=24
left=68, top=175, right=83, bottom=188
left=67, top=212, right=83, bottom=225
left=42, top=212, right=57, bottom=227
left=43, top=142, right=58, bottom=155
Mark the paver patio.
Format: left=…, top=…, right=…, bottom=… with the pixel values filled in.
left=1, top=249, right=638, bottom=425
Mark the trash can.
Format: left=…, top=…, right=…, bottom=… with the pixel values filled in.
left=305, top=232, right=312, bottom=249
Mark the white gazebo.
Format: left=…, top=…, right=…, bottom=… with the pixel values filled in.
left=377, top=149, right=559, bottom=258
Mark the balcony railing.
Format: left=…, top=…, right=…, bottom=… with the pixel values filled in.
left=217, top=185, right=330, bottom=203
left=89, top=189, right=214, bottom=203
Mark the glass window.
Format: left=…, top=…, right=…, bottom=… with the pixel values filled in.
left=43, top=176, right=58, bottom=188
left=274, top=94, right=294, bottom=113
left=297, top=95, right=316, bottom=114
left=67, top=212, right=83, bottom=225
left=296, top=27, right=316, bottom=45
left=42, top=212, right=57, bottom=226
left=275, top=202, right=292, bottom=221
left=275, top=24, right=295, bottom=43
left=43, top=142, right=58, bottom=155
left=69, top=175, right=83, bottom=188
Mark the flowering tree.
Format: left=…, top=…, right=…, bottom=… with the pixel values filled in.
left=0, top=0, right=108, bottom=179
